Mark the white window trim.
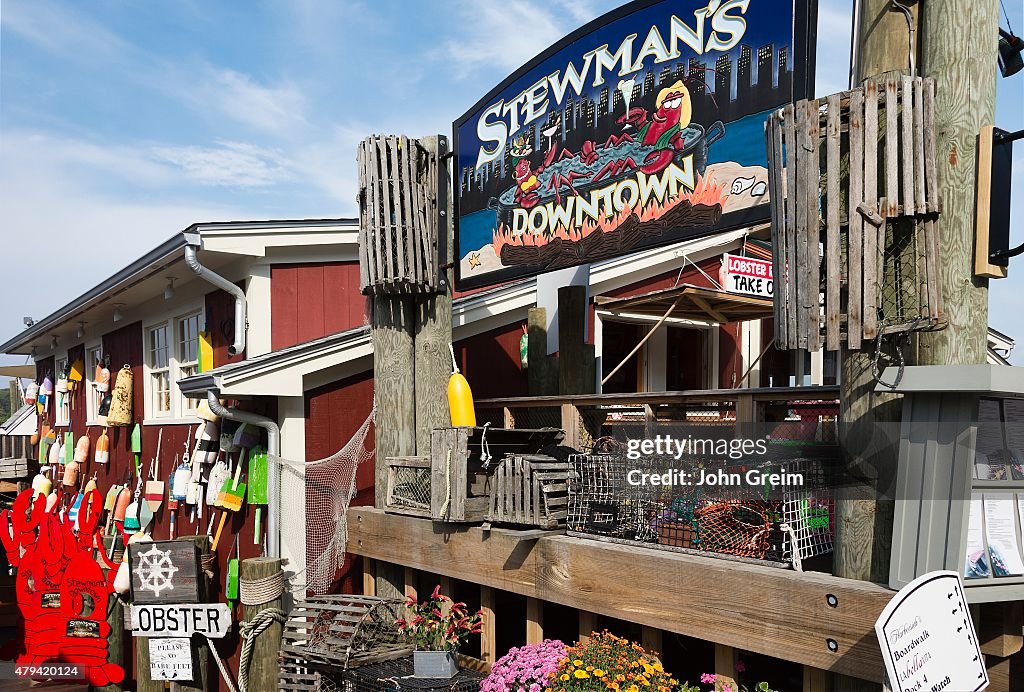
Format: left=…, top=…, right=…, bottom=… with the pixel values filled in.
left=142, top=303, right=205, bottom=423
left=53, top=351, right=70, bottom=427
left=84, top=341, right=104, bottom=426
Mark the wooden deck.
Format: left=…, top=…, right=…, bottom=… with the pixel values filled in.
left=347, top=507, right=892, bottom=683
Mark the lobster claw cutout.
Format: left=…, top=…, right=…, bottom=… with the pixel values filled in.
left=6, top=489, right=124, bottom=684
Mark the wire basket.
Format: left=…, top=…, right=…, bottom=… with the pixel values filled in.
left=567, top=454, right=834, bottom=566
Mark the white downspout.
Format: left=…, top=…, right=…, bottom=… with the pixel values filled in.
left=207, top=391, right=281, bottom=558
left=183, top=231, right=247, bottom=357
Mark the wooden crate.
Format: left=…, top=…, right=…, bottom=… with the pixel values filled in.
left=488, top=454, right=569, bottom=529
left=430, top=427, right=563, bottom=523
left=383, top=456, right=431, bottom=517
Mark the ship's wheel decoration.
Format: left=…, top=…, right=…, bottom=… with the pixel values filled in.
left=135, top=545, right=178, bottom=597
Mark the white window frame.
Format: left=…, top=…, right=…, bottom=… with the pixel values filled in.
left=175, top=312, right=201, bottom=415
left=142, top=304, right=204, bottom=423
left=85, top=342, right=104, bottom=425
left=53, top=353, right=70, bottom=427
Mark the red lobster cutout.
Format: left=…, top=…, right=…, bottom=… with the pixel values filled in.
left=1, top=488, right=124, bottom=686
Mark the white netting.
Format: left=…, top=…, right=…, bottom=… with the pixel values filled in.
left=275, top=408, right=375, bottom=595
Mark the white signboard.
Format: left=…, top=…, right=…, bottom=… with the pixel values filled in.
left=131, top=603, right=232, bottom=639
left=721, top=253, right=773, bottom=298
left=148, top=637, right=193, bottom=681
left=875, top=570, right=988, bottom=692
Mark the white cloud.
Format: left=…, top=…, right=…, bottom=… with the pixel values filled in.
left=187, top=67, right=310, bottom=136
left=152, top=141, right=295, bottom=187
left=439, top=0, right=575, bottom=78
left=0, top=0, right=133, bottom=64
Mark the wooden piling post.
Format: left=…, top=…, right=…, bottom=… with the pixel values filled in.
left=528, top=307, right=556, bottom=396
left=240, top=557, right=284, bottom=692
left=480, top=586, right=497, bottom=665
left=373, top=294, right=416, bottom=508
left=526, top=597, right=543, bottom=644
left=579, top=611, right=597, bottom=642
left=558, top=286, right=588, bottom=395
left=414, top=135, right=452, bottom=457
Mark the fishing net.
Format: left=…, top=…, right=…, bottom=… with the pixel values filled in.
left=275, top=408, right=375, bottom=595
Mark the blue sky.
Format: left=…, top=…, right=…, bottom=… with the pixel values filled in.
left=1, top=0, right=1022, bottom=366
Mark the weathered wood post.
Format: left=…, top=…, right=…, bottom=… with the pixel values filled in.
left=240, top=556, right=284, bottom=692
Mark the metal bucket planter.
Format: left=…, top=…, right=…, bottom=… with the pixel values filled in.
left=413, top=651, right=459, bottom=679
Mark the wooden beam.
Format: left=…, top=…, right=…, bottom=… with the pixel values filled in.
left=579, top=611, right=597, bottom=642
left=362, top=557, right=375, bottom=597
left=526, top=597, right=544, bottom=644
left=403, top=566, right=417, bottom=601
left=979, top=602, right=1024, bottom=657
left=690, top=295, right=727, bottom=323
left=715, top=644, right=737, bottom=692
left=480, top=586, right=497, bottom=665
left=347, top=508, right=891, bottom=681
left=973, top=125, right=1008, bottom=279
left=641, top=627, right=663, bottom=657
left=803, top=666, right=830, bottom=692
left=560, top=403, right=579, bottom=449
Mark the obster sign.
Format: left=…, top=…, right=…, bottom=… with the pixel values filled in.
left=454, top=0, right=817, bottom=289
left=721, top=253, right=772, bottom=297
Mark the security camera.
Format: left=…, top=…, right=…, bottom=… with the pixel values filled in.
left=23, top=317, right=35, bottom=327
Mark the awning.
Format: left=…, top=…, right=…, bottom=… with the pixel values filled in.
left=0, top=365, right=35, bottom=378
left=594, top=284, right=773, bottom=324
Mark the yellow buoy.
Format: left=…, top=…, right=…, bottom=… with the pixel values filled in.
left=447, top=344, right=476, bottom=427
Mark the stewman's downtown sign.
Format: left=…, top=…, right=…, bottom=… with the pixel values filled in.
left=453, top=0, right=817, bottom=289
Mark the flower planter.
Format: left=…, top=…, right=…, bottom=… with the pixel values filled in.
left=413, top=650, right=459, bottom=679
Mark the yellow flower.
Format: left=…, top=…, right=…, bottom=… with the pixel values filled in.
left=626, top=685, right=640, bottom=692
left=574, top=669, right=590, bottom=679
left=594, top=669, right=606, bottom=678
left=573, top=660, right=584, bottom=666
left=560, top=674, right=569, bottom=681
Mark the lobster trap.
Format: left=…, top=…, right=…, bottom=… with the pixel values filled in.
left=278, top=594, right=410, bottom=690
left=765, top=77, right=943, bottom=352
left=566, top=454, right=834, bottom=567
left=486, top=453, right=570, bottom=529
left=358, top=135, right=443, bottom=295
left=383, top=456, right=432, bottom=518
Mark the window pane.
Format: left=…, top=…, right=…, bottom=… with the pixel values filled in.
left=178, top=364, right=198, bottom=411
left=178, top=314, right=199, bottom=364
left=149, top=325, right=169, bottom=369
left=152, top=371, right=170, bottom=413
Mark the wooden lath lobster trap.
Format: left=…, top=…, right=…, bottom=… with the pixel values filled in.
left=765, top=76, right=944, bottom=352
left=358, top=135, right=441, bottom=294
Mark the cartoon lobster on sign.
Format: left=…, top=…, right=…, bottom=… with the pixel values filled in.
left=1, top=488, right=124, bottom=686
left=616, top=78, right=694, bottom=175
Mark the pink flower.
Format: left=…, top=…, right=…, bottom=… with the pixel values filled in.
left=701, top=673, right=718, bottom=684
left=735, top=660, right=746, bottom=673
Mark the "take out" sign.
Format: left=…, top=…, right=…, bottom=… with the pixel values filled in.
left=721, top=253, right=773, bottom=298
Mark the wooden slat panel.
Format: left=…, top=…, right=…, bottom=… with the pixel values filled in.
left=782, top=104, right=798, bottom=350
left=913, top=78, right=927, bottom=215
left=885, top=78, right=900, bottom=218
left=405, top=137, right=421, bottom=284
left=847, top=89, right=864, bottom=349
left=357, top=142, right=370, bottom=290
left=348, top=507, right=891, bottom=682
left=901, top=76, right=915, bottom=216
left=805, top=98, right=821, bottom=352
left=923, top=78, right=940, bottom=214
left=862, top=80, right=879, bottom=340
left=370, top=137, right=386, bottom=284
left=389, top=137, right=406, bottom=282
left=765, top=114, right=788, bottom=348
left=825, top=94, right=842, bottom=351
left=794, top=102, right=810, bottom=351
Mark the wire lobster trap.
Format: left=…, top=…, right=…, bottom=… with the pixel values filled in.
left=567, top=454, right=834, bottom=568
left=765, top=77, right=944, bottom=355
left=278, top=595, right=411, bottom=684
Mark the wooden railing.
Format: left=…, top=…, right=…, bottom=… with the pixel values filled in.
left=476, top=385, right=841, bottom=450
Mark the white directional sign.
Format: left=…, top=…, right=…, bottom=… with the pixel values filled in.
left=131, top=603, right=232, bottom=639
left=875, top=570, right=988, bottom=692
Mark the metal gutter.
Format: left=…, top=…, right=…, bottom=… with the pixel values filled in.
left=0, top=234, right=187, bottom=354
left=206, top=391, right=281, bottom=557
left=184, top=232, right=246, bottom=356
